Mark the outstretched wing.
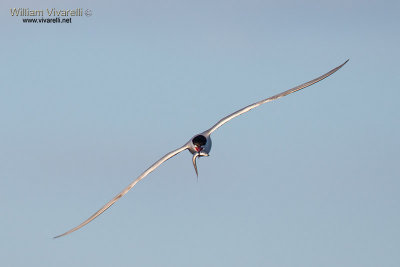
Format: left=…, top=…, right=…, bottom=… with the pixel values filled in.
left=54, top=144, right=189, bottom=238
left=204, top=60, right=348, bottom=135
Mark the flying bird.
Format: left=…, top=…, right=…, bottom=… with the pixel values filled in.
left=55, top=60, right=348, bottom=238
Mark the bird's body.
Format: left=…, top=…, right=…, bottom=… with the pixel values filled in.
left=55, top=60, right=348, bottom=238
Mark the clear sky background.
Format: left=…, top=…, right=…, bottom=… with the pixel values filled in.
left=1, top=0, right=399, bottom=266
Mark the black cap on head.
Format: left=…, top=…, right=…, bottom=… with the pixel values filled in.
left=192, top=135, right=207, bottom=146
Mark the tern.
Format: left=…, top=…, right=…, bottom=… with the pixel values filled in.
left=55, top=60, right=348, bottom=238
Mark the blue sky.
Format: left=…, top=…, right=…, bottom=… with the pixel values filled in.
left=1, top=0, right=399, bottom=266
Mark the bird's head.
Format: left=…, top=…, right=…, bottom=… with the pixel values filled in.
left=192, top=135, right=207, bottom=152
left=189, top=134, right=211, bottom=155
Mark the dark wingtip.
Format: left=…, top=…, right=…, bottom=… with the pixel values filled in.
left=53, top=233, right=66, bottom=239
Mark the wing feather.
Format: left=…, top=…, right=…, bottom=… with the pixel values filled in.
left=54, top=144, right=189, bottom=238
left=204, top=60, right=348, bottom=135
